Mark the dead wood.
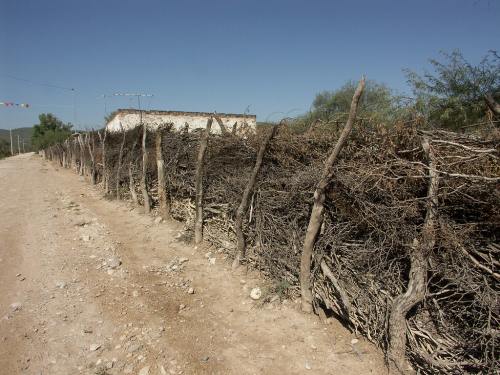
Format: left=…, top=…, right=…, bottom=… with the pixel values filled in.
left=86, top=132, right=97, bottom=184
left=141, top=123, right=152, bottom=213
left=388, top=137, right=439, bottom=373
left=300, top=76, right=366, bottom=313
left=98, top=129, right=109, bottom=192
left=156, top=125, right=171, bottom=219
left=484, top=93, right=500, bottom=118
left=116, top=125, right=126, bottom=199
left=232, top=123, right=280, bottom=269
left=194, top=117, right=213, bottom=244
left=214, top=115, right=229, bottom=135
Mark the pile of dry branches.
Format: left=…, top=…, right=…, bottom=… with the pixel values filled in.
left=44, top=119, right=499, bottom=374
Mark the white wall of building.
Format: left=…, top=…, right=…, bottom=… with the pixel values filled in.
left=106, top=111, right=256, bottom=133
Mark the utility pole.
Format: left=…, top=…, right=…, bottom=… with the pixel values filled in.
left=22, top=139, right=25, bottom=153
left=17, top=135, right=21, bottom=154
left=9, top=129, right=14, bottom=156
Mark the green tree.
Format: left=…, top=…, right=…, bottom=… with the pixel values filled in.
left=405, top=50, right=500, bottom=129
left=31, top=113, right=73, bottom=151
left=311, top=80, right=405, bottom=123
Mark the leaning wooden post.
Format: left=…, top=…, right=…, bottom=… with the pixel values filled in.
left=194, top=117, right=213, bottom=244
left=62, top=140, right=67, bottom=168
left=299, top=76, right=365, bottom=313
left=98, top=129, right=108, bottom=192
left=156, top=125, right=171, bottom=219
left=232, top=123, right=280, bottom=269
left=87, top=131, right=97, bottom=184
left=77, top=133, right=85, bottom=176
left=115, top=124, right=126, bottom=199
left=141, top=123, right=152, bottom=213
left=214, top=115, right=229, bottom=135
left=387, top=137, right=438, bottom=373
left=71, top=138, right=77, bottom=171
left=128, top=138, right=139, bottom=205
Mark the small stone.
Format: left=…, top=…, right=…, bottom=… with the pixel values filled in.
left=249, top=287, right=262, bottom=300
left=55, top=281, right=67, bottom=289
left=179, top=304, right=186, bottom=311
left=351, top=338, right=359, bottom=344
left=138, top=365, right=150, bottom=375
left=187, top=287, right=195, bottom=295
left=10, top=302, right=22, bottom=312
left=107, top=256, right=122, bottom=269
left=201, top=356, right=209, bottom=362
left=178, top=257, right=189, bottom=264
left=81, top=234, right=91, bottom=242
left=305, top=362, right=312, bottom=370
left=89, top=343, right=101, bottom=351
left=132, top=290, right=139, bottom=297
left=208, top=257, right=216, bottom=265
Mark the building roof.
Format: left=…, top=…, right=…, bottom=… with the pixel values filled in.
left=107, top=108, right=256, bottom=124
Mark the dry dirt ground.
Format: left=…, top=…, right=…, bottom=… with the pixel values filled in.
left=0, top=153, right=387, bottom=375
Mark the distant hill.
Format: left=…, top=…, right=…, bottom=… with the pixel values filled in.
left=0, top=127, right=33, bottom=152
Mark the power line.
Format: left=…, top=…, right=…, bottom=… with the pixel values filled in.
left=1, top=74, right=75, bottom=91
left=2, top=74, right=78, bottom=126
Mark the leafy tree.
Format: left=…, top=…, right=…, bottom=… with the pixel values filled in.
left=405, top=50, right=500, bottom=129
left=31, top=113, right=73, bottom=151
left=290, top=80, right=405, bottom=133
left=311, top=80, right=402, bottom=123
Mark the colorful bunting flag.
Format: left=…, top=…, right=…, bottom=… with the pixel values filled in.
left=0, top=101, right=30, bottom=107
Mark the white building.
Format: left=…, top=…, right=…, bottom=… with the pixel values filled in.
left=105, top=109, right=257, bottom=134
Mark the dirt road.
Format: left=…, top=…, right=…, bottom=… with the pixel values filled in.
left=0, top=153, right=386, bottom=375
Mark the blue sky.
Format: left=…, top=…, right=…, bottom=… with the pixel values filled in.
left=0, top=0, right=499, bottom=129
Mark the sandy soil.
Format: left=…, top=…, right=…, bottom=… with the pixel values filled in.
left=0, top=153, right=387, bottom=375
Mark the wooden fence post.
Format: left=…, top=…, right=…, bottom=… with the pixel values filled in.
left=141, top=124, right=152, bottom=213
left=71, top=138, right=77, bottom=171
left=194, top=117, right=213, bottom=244
left=299, top=77, right=365, bottom=313
left=232, top=123, right=280, bottom=269
left=77, top=133, right=85, bottom=176
left=87, top=131, right=97, bottom=184
left=62, top=140, right=67, bottom=168
left=387, top=137, right=438, bottom=373
left=214, top=115, right=229, bottom=135
left=156, top=125, right=171, bottom=219
left=116, top=125, right=126, bottom=199
left=98, top=129, right=108, bottom=192
left=128, top=137, right=139, bottom=205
